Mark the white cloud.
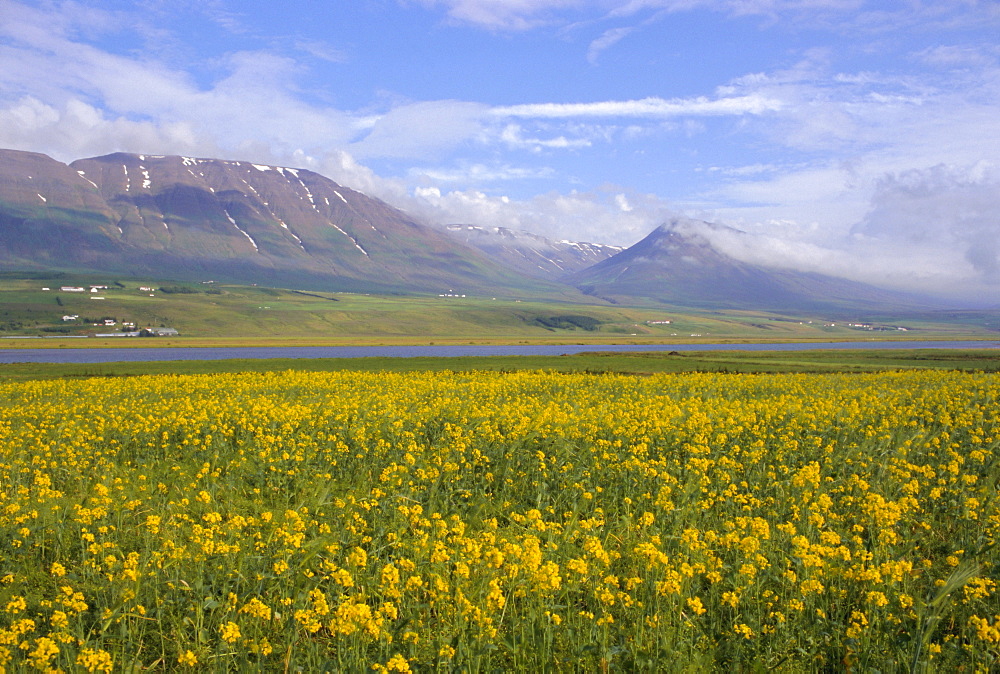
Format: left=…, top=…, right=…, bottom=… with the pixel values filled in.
left=0, top=4, right=367, bottom=162
left=0, top=8, right=355, bottom=152
left=0, top=96, right=210, bottom=162
left=683, top=162, right=1000, bottom=303
left=707, top=163, right=867, bottom=222
left=607, top=0, right=854, bottom=15
left=587, top=26, right=634, bottom=63
left=605, top=0, right=999, bottom=27
left=348, top=100, right=489, bottom=160
left=411, top=162, right=556, bottom=183
left=298, top=148, right=411, bottom=202
left=499, top=124, right=592, bottom=150
left=684, top=47, right=1000, bottom=220
left=410, top=0, right=879, bottom=31
left=493, top=94, right=784, bottom=118
left=408, top=0, right=587, bottom=30
left=672, top=217, right=991, bottom=304
left=406, top=183, right=673, bottom=245
left=704, top=163, right=782, bottom=177
left=853, top=163, right=1000, bottom=279
left=293, top=38, right=349, bottom=64
left=913, top=45, right=998, bottom=69
left=5, top=1, right=719, bottom=170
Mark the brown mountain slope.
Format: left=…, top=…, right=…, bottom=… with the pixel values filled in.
left=0, top=149, right=573, bottom=296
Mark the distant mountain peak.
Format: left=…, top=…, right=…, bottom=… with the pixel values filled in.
left=444, top=223, right=623, bottom=280
left=567, top=216, right=935, bottom=312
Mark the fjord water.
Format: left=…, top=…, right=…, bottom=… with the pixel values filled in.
left=0, top=341, right=997, bottom=364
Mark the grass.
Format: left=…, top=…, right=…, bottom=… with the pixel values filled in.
left=2, top=348, right=999, bottom=382
left=2, top=273, right=998, bottom=345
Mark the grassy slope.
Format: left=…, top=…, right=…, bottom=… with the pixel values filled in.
left=2, top=273, right=997, bottom=346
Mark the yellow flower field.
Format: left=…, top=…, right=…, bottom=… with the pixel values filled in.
left=1, top=369, right=999, bottom=671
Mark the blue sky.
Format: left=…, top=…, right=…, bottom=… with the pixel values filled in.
left=1, top=0, right=999, bottom=301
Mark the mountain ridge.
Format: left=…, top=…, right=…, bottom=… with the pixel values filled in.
left=567, top=218, right=941, bottom=313
left=0, top=149, right=579, bottom=298
left=443, top=224, right=623, bottom=280
left=0, top=148, right=951, bottom=314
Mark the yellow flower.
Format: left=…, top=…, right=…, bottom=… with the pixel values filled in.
left=686, top=596, right=707, bottom=616
left=970, top=615, right=1000, bottom=643
left=866, top=591, right=889, bottom=607
left=4, top=596, right=26, bottom=614
left=347, top=546, right=368, bottom=568
left=241, top=597, right=272, bottom=621
left=50, top=610, right=69, bottom=630
left=178, top=650, right=199, bottom=666
left=220, top=621, right=242, bottom=643
left=77, top=648, right=114, bottom=673
left=28, top=637, right=60, bottom=669
left=385, top=653, right=411, bottom=672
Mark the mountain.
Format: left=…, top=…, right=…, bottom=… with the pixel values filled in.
left=443, top=224, right=623, bottom=280
left=0, top=149, right=573, bottom=297
left=566, top=218, right=937, bottom=313
left=0, top=148, right=952, bottom=314
left=0, top=149, right=124, bottom=268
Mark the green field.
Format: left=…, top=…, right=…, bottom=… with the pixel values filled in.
left=2, top=273, right=998, bottom=345
left=3, top=348, right=1000, bottom=383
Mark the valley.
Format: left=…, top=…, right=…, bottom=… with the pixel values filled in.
left=1, top=148, right=996, bottom=346
left=1, top=273, right=996, bottom=346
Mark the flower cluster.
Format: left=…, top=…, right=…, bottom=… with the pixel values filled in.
left=0, top=369, right=998, bottom=670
